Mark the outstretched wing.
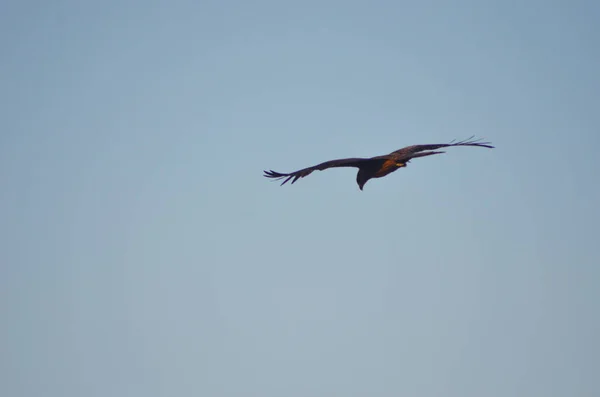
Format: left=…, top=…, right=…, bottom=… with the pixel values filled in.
left=389, top=136, right=494, bottom=161
left=264, top=157, right=369, bottom=186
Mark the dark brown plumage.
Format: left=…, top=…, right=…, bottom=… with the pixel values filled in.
left=264, top=136, right=494, bottom=190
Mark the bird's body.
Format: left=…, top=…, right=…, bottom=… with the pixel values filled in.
left=264, top=137, right=493, bottom=190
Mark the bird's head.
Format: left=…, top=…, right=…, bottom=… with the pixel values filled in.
left=356, top=170, right=369, bottom=191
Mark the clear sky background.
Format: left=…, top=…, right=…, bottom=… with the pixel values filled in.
left=1, top=1, right=599, bottom=396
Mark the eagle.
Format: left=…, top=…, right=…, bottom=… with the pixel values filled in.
left=264, top=136, right=494, bottom=190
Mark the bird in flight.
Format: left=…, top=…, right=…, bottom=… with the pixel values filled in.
left=264, top=136, right=494, bottom=190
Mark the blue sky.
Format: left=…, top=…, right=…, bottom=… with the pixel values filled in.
left=1, top=0, right=599, bottom=396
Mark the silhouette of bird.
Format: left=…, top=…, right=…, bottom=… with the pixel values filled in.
left=264, top=136, right=493, bottom=190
